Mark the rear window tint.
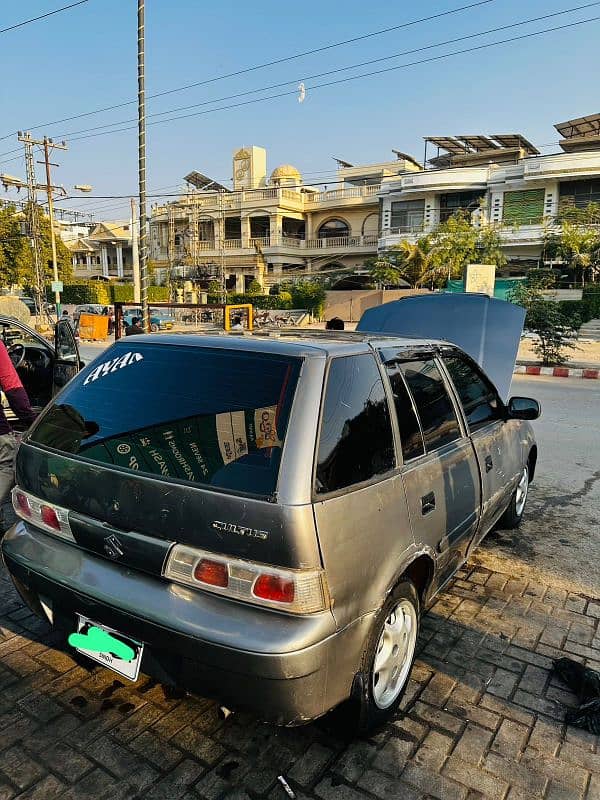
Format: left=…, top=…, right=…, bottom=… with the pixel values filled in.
left=30, top=343, right=301, bottom=498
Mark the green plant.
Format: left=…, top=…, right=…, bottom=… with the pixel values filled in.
left=509, top=282, right=579, bottom=366
left=246, top=279, right=263, bottom=296
left=288, top=280, right=326, bottom=317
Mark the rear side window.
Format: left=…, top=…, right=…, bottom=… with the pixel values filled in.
left=316, top=353, right=395, bottom=494
left=383, top=362, right=425, bottom=461
left=443, top=353, right=502, bottom=430
left=399, top=359, right=462, bottom=451
left=29, top=343, right=301, bottom=498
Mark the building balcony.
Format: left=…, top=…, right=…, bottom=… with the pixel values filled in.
left=304, top=184, right=380, bottom=207
left=151, top=234, right=378, bottom=262
left=151, top=184, right=380, bottom=221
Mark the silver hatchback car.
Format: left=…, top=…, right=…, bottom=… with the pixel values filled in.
left=2, top=296, right=540, bottom=732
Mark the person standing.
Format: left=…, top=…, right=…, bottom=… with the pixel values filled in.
left=0, top=342, right=37, bottom=512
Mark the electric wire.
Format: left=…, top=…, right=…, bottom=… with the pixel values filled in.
left=0, top=1, right=89, bottom=35
left=48, top=1, right=600, bottom=142
left=57, top=13, right=600, bottom=145
left=0, top=0, right=495, bottom=141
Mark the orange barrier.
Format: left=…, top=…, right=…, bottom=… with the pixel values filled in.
left=78, top=313, right=109, bottom=341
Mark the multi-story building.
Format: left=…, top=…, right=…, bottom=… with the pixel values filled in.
left=66, top=221, right=134, bottom=281
left=149, top=146, right=421, bottom=291
left=378, top=115, right=600, bottom=278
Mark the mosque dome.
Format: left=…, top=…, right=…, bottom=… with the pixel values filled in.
left=270, top=164, right=302, bottom=182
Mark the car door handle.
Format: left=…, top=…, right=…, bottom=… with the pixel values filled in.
left=485, top=455, right=493, bottom=472
left=421, top=491, right=436, bottom=515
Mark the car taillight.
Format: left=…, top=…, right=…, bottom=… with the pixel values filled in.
left=14, top=491, right=31, bottom=518
left=194, top=558, right=229, bottom=588
left=253, top=574, right=295, bottom=604
left=11, top=488, right=73, bottom=541
left=163, top=544, right=328, bottom=614
left=41, top=505, right=61, bottom=531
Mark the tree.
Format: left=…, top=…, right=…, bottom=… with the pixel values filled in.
left=477, top=225, right=507, bottom=269
left=284, top=279, right=326, bottom=317
left=508, top=279, right=578, bottom=366
left=555, top=221, right=600, bottom=287
left=367, top=237, right=434, bottom=288
left=0, top=202, right=73, bottom=289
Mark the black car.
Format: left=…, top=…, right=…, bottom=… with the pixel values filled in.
left=0, top=316, right=81, bottom=423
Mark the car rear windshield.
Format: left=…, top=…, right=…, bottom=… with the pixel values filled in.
left=29, top=343, right=302, bottom=498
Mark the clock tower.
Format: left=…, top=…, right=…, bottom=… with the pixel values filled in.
left=233, top=146, right=267, bottom=190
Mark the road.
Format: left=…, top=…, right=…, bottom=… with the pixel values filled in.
left=478, top=374, right=600, bottom=597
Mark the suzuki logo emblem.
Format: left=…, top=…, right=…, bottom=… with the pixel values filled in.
left=103, top=534, right=124, bottom=560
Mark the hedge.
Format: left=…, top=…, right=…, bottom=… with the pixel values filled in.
left=50, top=282, right=169, bottom=305
left=206, top=293, right=292, bottom=309
left=558, top=285, right=600, bottom=328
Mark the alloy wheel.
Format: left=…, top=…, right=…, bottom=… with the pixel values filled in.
left=372, top=599, right=418, bottom=709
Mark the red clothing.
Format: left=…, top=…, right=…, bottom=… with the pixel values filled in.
left=0, top=343, right=36, bottom=434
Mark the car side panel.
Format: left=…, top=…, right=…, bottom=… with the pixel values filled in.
left=470, top=418, right=527, bottom=543
left=313, top=473, right=414, bottom=628
left=402, top=440, right=481, bottom=591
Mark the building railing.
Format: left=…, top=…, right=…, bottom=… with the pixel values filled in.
left=152, top=183, right=381, bottom=217
left=151, top=234, right=379, bottom=258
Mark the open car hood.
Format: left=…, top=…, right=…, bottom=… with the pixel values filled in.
left=357, top=293, right=525, bottom=400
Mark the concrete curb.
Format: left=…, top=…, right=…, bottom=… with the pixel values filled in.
left=514, top=365, right=600, bottom=379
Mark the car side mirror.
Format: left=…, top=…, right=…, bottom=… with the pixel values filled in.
left=508, top=396, right=540, bottom=420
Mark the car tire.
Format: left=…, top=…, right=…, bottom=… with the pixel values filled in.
left=355, top=579, right=420, bottom=735
left=150, top=323, right=159, bottom=332
left=498, top=464, right=529, bottom=529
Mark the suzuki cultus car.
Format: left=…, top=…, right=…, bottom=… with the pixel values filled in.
left=1, top=295, right=540, bottom=731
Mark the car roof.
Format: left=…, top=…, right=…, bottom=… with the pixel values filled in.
left=119, top=330, right=451, bottom=359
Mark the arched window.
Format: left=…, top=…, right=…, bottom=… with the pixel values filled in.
left=318, top=219, right=350, bottom=239
left=362, top=213, right=379, bottom=236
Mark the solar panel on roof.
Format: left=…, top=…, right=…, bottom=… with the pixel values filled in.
left=491, top=135, right=539, bottom=155
left=555, top=113, right=600, bottom=139
left=457, top=135, right=500, bottom=151
left=425, top=136, right=471, bottom=154
left=184, top=172, right=231, bottom=192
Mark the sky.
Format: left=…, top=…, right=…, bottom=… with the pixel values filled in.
left=1, top=0, right=599, bottom=221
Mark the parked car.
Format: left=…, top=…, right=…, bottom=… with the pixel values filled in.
left=123, top=307, right=175, bottom=332
left=0, top=316, right=80, bottom=423
left=1, top=296, right=540, bottom=731
left=73, top=304, right=105, bottom=323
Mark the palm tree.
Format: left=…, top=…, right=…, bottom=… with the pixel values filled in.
left=391, top=238, right=435, bottom=287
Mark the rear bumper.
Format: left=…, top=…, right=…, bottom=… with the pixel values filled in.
left=1, top=523, right=371, bottom=724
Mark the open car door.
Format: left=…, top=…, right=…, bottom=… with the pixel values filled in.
left=53, top=319, right=81, bottom=394
left=357, top=293, right=526, bottom=401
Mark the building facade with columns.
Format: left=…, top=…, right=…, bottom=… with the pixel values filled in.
left=379, top=117, right=600, bottom=278
left=149, top=146, right=422, bottom=291
left=66, top=221, right=134, bottom=280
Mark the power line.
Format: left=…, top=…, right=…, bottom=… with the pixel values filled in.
left=59, top=12, right=600, bottom=145
left=0, top=1, right=89, bottom=35
left=0, top=0, right=495, bottom=141
left=49, top=1, right=600, bottom=141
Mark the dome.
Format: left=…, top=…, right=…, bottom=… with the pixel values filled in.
left=270, top=164, right=301, bottom=181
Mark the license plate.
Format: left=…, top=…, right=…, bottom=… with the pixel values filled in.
left=71, top=615, right=144, bottom=681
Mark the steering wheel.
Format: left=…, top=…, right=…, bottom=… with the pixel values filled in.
left=7, top=343, right=26, bottom=369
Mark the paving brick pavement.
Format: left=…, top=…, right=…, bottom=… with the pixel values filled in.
left=1, top=560, right=599, bottom=800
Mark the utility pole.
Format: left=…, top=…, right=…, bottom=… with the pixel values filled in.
left=130, top=198, right=141, bottom=303
left=168, top=203, right=176, bottom=299
left=218, top=189, right=226, bottom=303
left=137, top=0, right=150, bottom=331
left=18, top=132, right=45, bottom=319
left=42, top=136, right=68, bottom=318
